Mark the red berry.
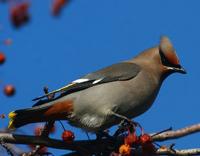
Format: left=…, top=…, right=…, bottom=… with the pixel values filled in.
left=10, top=2, right=30, bottom=27
left=19, top=2, right=29, bottom=12
left=62, top=130, right=75, bottom=143
left=139, top=133, right=155, bottom=155
left=124, top=132, right=139, bottom=146
left=0, top=52, right=5, bottom=64
left=58, top=0, right=67, bottom=6
left=139, top=133, right=152, bottom=145
left=52, top=0, right=69, bottom=16
left=4, top=85, right=15, bottom=96
left=119, top=144, right=131, bottom=156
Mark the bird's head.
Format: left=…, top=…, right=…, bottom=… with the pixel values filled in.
left=158, top=36, right=186, bottom=75
left=132, top=36, right=186, bottom=80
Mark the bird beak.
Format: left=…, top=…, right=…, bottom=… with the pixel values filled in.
left=173, top=66, right=187, bottom=74
left=166, top=65, right=187, bottom=74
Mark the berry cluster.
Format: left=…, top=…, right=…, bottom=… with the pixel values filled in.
left=117, top=125, right=156, bottom=156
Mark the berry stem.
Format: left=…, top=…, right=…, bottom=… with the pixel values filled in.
left=59, top=120, right=66, bottom=131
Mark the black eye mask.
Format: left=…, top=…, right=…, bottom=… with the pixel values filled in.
left=159, top=50, right=181, bottom=69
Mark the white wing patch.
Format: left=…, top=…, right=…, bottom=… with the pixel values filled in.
left=73, top=78, right=90, bottom=83
left=72, top=78, right=103, bottom=85
left=92, top=78, right=103, bottom=84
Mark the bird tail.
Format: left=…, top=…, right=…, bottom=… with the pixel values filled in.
left=8, top=104, right=51, bottom=129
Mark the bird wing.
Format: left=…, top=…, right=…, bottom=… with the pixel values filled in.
left=32, top=62, right=140, bottom=106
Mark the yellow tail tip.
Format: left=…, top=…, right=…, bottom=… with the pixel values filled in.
left=8, top=111, right=16, bottom=119
left=8, top=111, right=16, bottom=129
left=8, top=120, right=15, bottom=129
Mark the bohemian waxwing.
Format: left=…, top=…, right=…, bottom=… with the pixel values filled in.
left=8, top=36, right=186, bottom=132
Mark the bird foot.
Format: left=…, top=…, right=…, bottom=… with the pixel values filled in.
left=114, top=119, right=144, bottom=137
left=110, top=111, right=144, bottom=136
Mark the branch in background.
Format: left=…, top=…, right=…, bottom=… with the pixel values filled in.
left=156, top=147, right=200, bottom=155
left=0, top=137, right=25, bottom=156
left=0, top=128, right=24, bottom=156
left=0, top=142, right=14, bottom=156
left=151, top=123, right=200, bottom=141
left=0, top=123, right=200, bottom=155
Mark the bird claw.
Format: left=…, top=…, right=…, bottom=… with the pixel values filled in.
left=114, top=119, right=143, bottom=137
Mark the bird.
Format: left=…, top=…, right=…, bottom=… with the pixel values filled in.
left=8, top=36, right=186, bottom=133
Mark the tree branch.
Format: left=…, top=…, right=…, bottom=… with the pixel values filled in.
left=0, top=123, right=200, bottom=155
left=156, top=147, right=200, bottom=155
left=0, top=132, right=113, bottom=155
left=152, top=123, right=200, bottom=141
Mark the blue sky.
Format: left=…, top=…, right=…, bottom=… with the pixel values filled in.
left=0, top=0, right=200, bottom=155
